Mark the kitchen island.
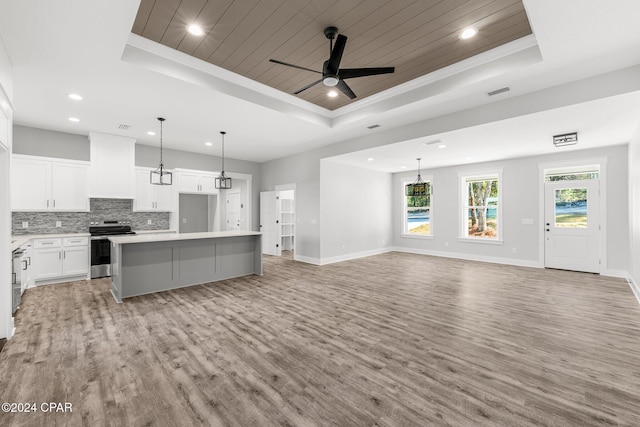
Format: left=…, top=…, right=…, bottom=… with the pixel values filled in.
left=108, top=231, right=262, bottom=302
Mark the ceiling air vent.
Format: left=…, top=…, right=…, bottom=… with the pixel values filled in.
left=118, top=124, right=131, bottom=130
left=488, top=87, right=510, bottom=96
left=422, top=139, right=442, bottom=146
left=367, top=124, right=380, bottom=129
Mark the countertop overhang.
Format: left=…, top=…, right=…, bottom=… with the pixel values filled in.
left=108, top=231, right=262, bottom=245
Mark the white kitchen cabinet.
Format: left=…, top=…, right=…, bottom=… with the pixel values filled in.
left=11, top=155, right=89, bottom=211
left=176, top=170, right=218, bottom=195
left=62, top=246, right=89, bottom=276
left=134, top=168, right=173, bottom=211
left=33, top=236, right=89, bottom=284
left=89, top=132, right=136, bottom=199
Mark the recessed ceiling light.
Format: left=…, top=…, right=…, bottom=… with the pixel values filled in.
left=327, top=90, right=338, bottom=98
left=367, top=158, right=374, bottom=162
left=147, top=131, right=156, bottom=136
left=437, top=144, right=447, bottom=149
left=465, top=156, right=473, bottom=161
left=68, top=93, right=82, bottom=101
left=205, top=142, right=213, bottom=146
left=187, top=24, right=204, bottom=36
left=68, top=117, right=80, bottom=122
left=400, top=166, right=407, bottom=169
left=460, top=27, right=477, bottom=40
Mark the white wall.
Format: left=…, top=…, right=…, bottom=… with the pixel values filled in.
left=0, top=35, right=13, bottom=339
left=393, top=145, right=629, bottom=273
left=320, top=160, right=392, bottom=263
left=629, top=126, right=640, bottom=298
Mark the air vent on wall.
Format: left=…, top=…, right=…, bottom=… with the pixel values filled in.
left=118, top=124, right=131, bottom=130
left=488, top=87, right=510, bottom=96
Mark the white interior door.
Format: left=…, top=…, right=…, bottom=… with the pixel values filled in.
left=260, top=191, right=281, bottom=256
left=226, top=191, right=241, bottom=231
left=544, top=180, right=600, bottom=273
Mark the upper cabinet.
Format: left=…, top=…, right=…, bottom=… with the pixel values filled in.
left=176, top=169, right=218, bottom=195
left=11, top=155, right=89, bottom=211
left=89, top=132, right=135, bottom=199
left=133, top=167, right=173, bottom=212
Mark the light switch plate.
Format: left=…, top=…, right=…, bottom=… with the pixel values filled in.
left=22, top=221, right=28, bottom=228
left=147, top=219, right=153, bottom=225
left=56, top=221, right=62, bottom=228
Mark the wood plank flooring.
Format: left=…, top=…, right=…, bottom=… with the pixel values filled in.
left=1, top=252, right=639, bottom=426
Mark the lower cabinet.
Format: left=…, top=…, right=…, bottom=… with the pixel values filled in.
left=34, top=236, right=89, bottom=284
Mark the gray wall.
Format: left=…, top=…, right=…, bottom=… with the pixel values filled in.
left=179, top=194, right=209, bottom=233
left=392, top=145, right=629, bottom=273
left=13, top=125, right=89, bottom=160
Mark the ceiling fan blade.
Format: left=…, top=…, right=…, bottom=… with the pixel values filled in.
left=269, top=59, right=321, bottom=74
left=339, top=67, right=395, bottom=79
left=293, top=79, right=322, bottom=95
left=336, top=79, right=356, bottom=99
left=327, top=34, right=347, bottom=74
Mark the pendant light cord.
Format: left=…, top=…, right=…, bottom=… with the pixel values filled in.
left=220, top=131, right=226, bottom=175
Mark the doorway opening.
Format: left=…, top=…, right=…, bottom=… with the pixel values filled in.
left=260, top=184, right=296, bottom=258
left=541, top=163, right=603, bottom=273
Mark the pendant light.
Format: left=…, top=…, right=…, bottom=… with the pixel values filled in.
left=150, top=117, right=172, bottom=185
left=405, top=158, right=426, bottom=196
left=215, top=131, right=232, bottom=189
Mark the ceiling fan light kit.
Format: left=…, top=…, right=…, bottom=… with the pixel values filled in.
left=270, top=26, right=395, bottom=100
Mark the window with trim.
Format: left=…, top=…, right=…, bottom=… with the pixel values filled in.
left=461, top=172, right=501, bottom=240
left=403, top=178, right=432, bottom=236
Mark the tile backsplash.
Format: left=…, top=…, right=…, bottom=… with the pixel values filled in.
left=12, top=198, right=171, bottom=235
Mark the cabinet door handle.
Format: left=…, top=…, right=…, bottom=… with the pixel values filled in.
left=53, top=199, right=56, bottom=208
left=42, top=242, right=53, bottom=245
left=22, top=260, right=28, bottom=270
left=47, top=200, right=49, bottom=208
left=63, top=251, right=66, bottom=259
left=27, top=256, right=31, bottom=266
left=11, top=272, right=16, bottom=285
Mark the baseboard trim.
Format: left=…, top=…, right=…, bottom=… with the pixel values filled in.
left=391, top=247, right=542, bottom=269
left=319, top=248, right=392, bottom=266
left=294, top=255, right=322, bottom=266
left=627, top=276, right=640, bottom=305
left=600, top=269, right=629, bottom=278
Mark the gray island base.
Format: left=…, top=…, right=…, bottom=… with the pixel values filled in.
left=109, top=231, right=262, bottom=302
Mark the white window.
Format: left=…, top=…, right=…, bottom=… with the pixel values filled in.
left=460, top=170, right=502, bottom=241
left=402, top=177, right=432, bottom=236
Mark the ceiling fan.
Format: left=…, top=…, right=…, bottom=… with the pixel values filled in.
left=269, top=26, right=395, bottom=100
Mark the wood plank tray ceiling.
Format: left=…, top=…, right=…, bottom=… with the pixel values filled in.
left=132, top=0, right=532, bottom=110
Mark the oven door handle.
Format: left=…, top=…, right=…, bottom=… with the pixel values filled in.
left=90, top=236, right=110, bottom=240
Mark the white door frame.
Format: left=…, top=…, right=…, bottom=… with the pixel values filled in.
left=275, top=183, right=297, bottom=259
left=538, top=157, right=607, bottom=271
left=225, top=189, right=242, bottom=230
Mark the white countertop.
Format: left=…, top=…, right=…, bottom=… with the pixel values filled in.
left=109, top=230, right=261, bottom=245
left=133, top=229, right=177, bottom=235
left=11, top=232, right=90, bottom=252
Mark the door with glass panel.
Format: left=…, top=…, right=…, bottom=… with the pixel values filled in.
left=544, top=180, right=599, bottom=273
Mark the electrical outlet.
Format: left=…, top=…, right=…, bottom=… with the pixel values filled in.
left=444, top=242, right=449, bottom=247
left=512, top=248, right=517, bottom=254
left=22, top=221, right=28, bottom=229
left=147, top=219, right=153, bottom=225
left=56, top=221, right=62, bottom=228
left=182, top=218, right=187, bottom=224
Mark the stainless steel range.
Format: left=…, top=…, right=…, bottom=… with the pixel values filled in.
left=90, top=220, right=136, bottom=278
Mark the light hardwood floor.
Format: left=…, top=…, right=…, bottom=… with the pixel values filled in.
left=1, top=252, right=639, bottom=426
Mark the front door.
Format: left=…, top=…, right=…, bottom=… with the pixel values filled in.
left=544, top=180, right=600, bottom=273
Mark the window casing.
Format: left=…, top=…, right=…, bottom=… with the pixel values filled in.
left=460, top=171, right=502, bottom=241
left=402, top=177, right=432, bottom=237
